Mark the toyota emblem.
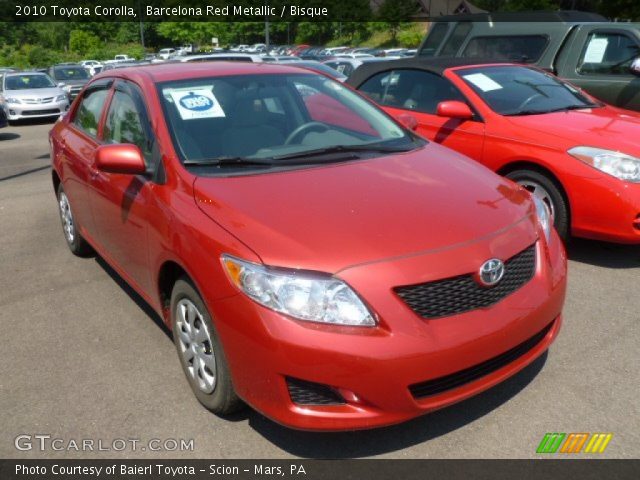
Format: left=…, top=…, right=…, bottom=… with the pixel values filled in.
left=478, top=259, right=505, bottom=286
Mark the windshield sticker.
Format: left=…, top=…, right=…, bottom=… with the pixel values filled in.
left=168, top=88, right=225, bottom=120
left=463, top=73, right=503, bottom=92
left=583, top=37, right=608, bottom=64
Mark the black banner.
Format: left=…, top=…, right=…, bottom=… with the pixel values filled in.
left=1, top=460, right=639, bottom=480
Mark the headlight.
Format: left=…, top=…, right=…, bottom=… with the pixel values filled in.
left=55, top=95, right=67, bottom=102
left=569, top=146, right=640, bottom=183
left=62, top=85, right=72, bottom=92
left=532, top=195, right=552, bottom=242
left=5, top=97, right=21, bottom=104
left=221, top=255, right=376, bottom=327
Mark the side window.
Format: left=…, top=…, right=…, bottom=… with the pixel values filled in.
left=359, top=69, right=466, bottom=114
left=72, top=89, right=109, bottom=138
left=578, top=32, right=640, bottom=75
left=103, top=89, right=152, bottom=163
left=462, top=35, right=548, bottom=63
left=440, top=22, right=472, bottom=56
left=419, top=22, right=449, bottom=57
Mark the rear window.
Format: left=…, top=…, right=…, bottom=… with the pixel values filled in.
left=461, top=35, right=549, bottom=63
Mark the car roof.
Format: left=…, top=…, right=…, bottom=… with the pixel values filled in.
left=432, top=10, right=606, bottom=23
left=92, top=61, right=317, bottom=84
left=347, top=57, right=516, bottom=87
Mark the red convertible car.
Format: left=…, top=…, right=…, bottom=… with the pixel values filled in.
left=349, top=58, right=640, bottom=244
left=50, top=62, right=566, bottom=430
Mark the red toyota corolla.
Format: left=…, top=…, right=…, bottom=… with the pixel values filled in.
left=349, top=58, right=640, bottom=244
left=50, top=62, right=566, bottom=431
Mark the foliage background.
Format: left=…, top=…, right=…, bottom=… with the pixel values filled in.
left=0, top=0, right=637, bottom=68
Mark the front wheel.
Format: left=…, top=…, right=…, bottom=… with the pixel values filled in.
left=171, top=278, right=244, bottom=415
left=505, top=169, right=569, bottom=240
left=56, top=184, right=93, bottom=256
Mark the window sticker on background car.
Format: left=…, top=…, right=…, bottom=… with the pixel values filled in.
left=462, top=73, right=503, bottom=92
left=583, top=37, right=608, bottom=63
left=166, top=88, right=226, bottom=120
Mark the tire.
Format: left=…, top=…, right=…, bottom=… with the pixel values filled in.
left=56, top=183, right=93, bottom=256
left=505, top=169, right=569, bottom=241
left=171, top=278, right=243, bottom=415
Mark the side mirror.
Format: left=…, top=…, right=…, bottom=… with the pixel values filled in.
left=437, top=100, right=474, bottom=120
left=95, top=144, right=146, bottom=175
left=397, top=113, right=418, bottom=131
left=630, top=57, right=640, bottom=76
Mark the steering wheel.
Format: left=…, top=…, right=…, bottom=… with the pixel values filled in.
left=516, top=93, right=545, bottom=111
left=284, top=122, right=330, bottom=145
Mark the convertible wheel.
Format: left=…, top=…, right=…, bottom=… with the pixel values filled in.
left=171, top=278, right=243, bottom=415
left=56, top=184, right=93, bottom=256
left=506, top=169, right=569, bottom=240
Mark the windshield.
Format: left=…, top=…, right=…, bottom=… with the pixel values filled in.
left=158, top=73, right=420, bottom=169
left=457, top=66, right=598, bottom=116
left=5, top=74, right=55, bottom=90
left=53, top=67, right=89, bottom=81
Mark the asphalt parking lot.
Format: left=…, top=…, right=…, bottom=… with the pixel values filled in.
left=0, top=120, right=639, bottom=459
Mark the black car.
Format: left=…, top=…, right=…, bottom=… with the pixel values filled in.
left=47, top=64, right=90, bottom=101
left=0, top=105, right=7, bottom=129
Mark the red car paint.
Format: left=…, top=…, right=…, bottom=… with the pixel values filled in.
left=363, top=63, right=640, bottom=244
left=50, top=63, right=566, bottom=431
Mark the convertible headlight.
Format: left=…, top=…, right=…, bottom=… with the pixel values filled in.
left=5, top=97, right=21, bottom=104
left=569, top=146, right=640, bottom=183
left=532, top=195, right=552, bottom=242
left=222, top=255, right=376, bottom=326
left=55, top=95, right=67, bottom=102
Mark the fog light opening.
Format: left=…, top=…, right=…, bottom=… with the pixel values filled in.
left=633, top=215, right=640, bottom=231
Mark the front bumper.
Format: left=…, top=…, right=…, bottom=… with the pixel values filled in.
left=208, top=225, right=567, bottom=431
left=4, top=100, right=69, bottom=121
left=569, top=169, right=640, bottom=244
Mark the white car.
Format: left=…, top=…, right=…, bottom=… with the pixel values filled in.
left=79, top=60, right=103, bottom=76
left=177, top=53, right=266, bottom=63
left=158, top=48, right=176, bottom=60
left=0, top=72, right=69, bottom=122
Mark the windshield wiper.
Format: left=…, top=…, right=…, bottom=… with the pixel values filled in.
left=504, top=103, right=601, bottom=116
left=269, top=144, right=413, bottom=161
left=183, top=157, right=276, bottom=167
left=183, top=144, right=414, bottom=168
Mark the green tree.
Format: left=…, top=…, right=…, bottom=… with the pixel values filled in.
left=69, top=30, right=102, bottom=56
left=376, top=0, right=419, bottom=42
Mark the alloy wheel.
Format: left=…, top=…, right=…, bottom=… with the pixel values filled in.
left=58, top=192, right=75, bottom=243
left=175, top=298, right=217, bottom=394
left=518, top=180, right=556, bottom=220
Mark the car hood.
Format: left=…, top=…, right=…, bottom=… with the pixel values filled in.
left=504, top=106, right=640, bottom=155
left=193, top=143, right=534, bottom=273
left=6, top=88, right=65, bottom=99
left=56, top=79, right=88, bottom=86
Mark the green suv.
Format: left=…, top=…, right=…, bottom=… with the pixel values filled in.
left=418, top=11, right=640, bottom=111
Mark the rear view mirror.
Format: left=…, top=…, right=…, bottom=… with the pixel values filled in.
left=95, top=144, right=146, bottom=175
left=630, top=57, right=640, bottom=76
left=437, top=101, right=474, bottom=120
left=397, top=113, right=418, bottom=131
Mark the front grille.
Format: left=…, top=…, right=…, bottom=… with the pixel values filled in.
left=21, top=109, right=60, bottom=116
left=69, top=86, right=83, bottom=98
left=395, top=244, right=536, bottom=319
left=23, top=97, right=54, bottom=104
left=409, top=320, right=554, bottom=399
left=286, top=377, right=345, bottom=406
